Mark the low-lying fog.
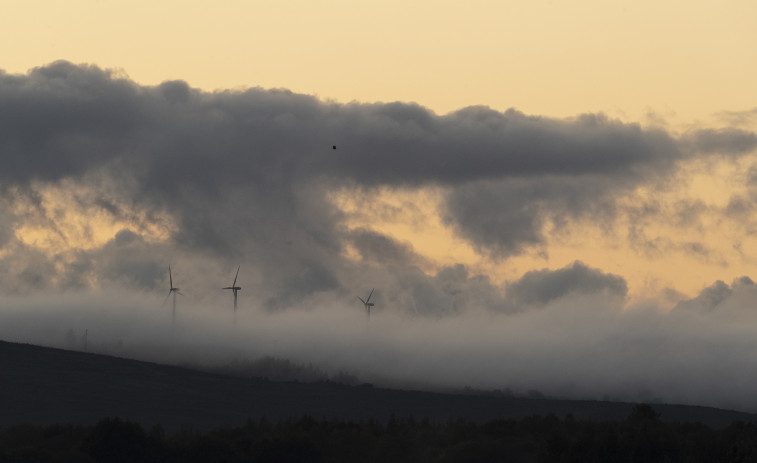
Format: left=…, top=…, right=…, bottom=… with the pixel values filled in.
left=3, top=288, right=757, bottom=413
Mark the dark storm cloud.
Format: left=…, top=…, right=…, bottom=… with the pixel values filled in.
left=683, top=128, right=757, bottom=155
left=503, top=261, right=627, bottom=311
left=0, top=198, right=16, bottom=248
left=0, top=63, right=144, bottom=183
left=3, top=61, right=682, bottom=192
left=352, top=262, right=507, bottom=317
left=672, top=276, right=755, bottom=313
left=347, top=228, right=427, bottom=267
left=441, top=181, right=545, bottom=257
left=0, top=61, right=731, bottom=308
left=432, top=264, right=506, bottom=313
left=441, top=176, right=620, bottom=257
left=93, top=229, right=168, bottom=290
left=322, top=107, right=680, bottom=186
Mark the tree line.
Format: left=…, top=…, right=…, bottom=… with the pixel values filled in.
left=2, top=405, right=757, bottom=462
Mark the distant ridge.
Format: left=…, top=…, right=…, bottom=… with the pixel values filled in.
left=1, top=340, right=753, bottom=431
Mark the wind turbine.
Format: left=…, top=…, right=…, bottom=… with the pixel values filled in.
left=163, top=265, right=184, bottom=323
left=223, top=265, right=242, bottom=311
left=357, top=288, right=375, bottom=318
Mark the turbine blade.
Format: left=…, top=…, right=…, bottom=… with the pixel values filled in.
left=177, top=291, right=185, bottom=296
left=358, top=297, right=366, bottom=304
left=162, top=291, right=171, bottom=306
left=366, top=288, right=374, bottom=303
left=233, top=265, right=240, bottom=286
left=169, top=265, right=173, bottom=289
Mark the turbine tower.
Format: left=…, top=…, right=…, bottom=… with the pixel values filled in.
left=357, top=288, right=375, bottom=319
left=223, top=265, right=242, bottom=311
left=163, top=265, right=184, bottom=324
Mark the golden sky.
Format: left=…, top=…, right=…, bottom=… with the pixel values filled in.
left=4, top=0, right=756, bottom=122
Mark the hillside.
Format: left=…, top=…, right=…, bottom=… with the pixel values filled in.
left=1, top=340, right=753, bottom=432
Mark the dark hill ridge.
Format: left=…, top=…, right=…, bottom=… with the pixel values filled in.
left=1, top=340, right=753, bottom=431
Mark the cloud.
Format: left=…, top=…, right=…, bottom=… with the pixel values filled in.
left=503, top=261, right=627, bottom=311
left=671, top=276, right=755, bottom=313
left=433, top=264, right=505, bottom=313
left=0, top=61, right=691, bottom=302
left=0, top=197, right=16, bottom=248
left=0, top=62, right=144, bottom=184
left=347, top=228, right=428, bottom=267
left=92, top=229, right=169, bottom=290
left=683, top=128, right=757, bottom=155
left=1, top=60, right=752, bottom=306
left=4, top=288, right=757, bottom=412
left=441, top=176, right=621, bottom=257
left=716, top=107, right=757, bottom=128
left=322, top=107, right=681, bottom=187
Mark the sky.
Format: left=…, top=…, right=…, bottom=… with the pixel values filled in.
left=2, top=0, right=757, bottom=411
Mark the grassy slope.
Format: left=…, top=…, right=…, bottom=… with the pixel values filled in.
left=1, top=340, right=753, bottom=432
